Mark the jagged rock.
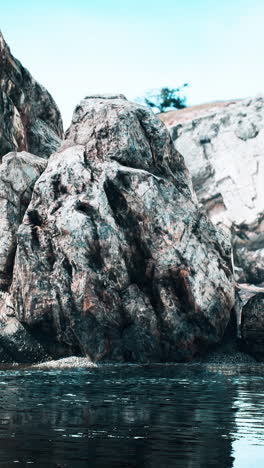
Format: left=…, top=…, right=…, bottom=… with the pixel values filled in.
left=159, top=97, right=264, bottom=284
left=7, top=95, right=234, bottom=363
left=0, top=89, right=26, bottom=156
left=0, top=31, right=63, bottom=159
left=241, top=293, right=264, bottom=360
left=0, top=151, right=47, bottom=291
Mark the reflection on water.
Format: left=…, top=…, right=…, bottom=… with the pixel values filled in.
left=0, top=364, right=263, bottom=467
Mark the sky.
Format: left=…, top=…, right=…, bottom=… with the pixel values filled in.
left=1, top=0, right=264, bottom=129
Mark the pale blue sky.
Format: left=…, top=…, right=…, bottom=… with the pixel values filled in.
left=1, top=0, right=264, bottom=128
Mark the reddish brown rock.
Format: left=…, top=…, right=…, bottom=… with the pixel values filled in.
left=8, top=95, right=234, bottom=363
left=0, top=31, right=63, bottom=159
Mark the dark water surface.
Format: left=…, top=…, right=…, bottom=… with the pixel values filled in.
left=0, top=364, right=264, bottom=467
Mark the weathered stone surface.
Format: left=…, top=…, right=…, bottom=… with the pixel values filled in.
left=0, top=89, right=26, bottom=157
left=241, top=293, right=264, bottom=360
left=0, top=315, right=49, bottom=363
left=8, top=95, right=234, bottom=363
left=160, top=97, right=264, bottom=284
left=0, top=292, right=50, bottom=363
left=0, top=31, right=63, bottom=159
left=0, top=151, right=47, bottom=291
left=232, top=215, right=264, bottom=284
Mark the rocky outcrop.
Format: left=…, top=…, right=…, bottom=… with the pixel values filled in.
left=0, top=151, right=47, bottom=291
left=4, top=95, right=234, bottom=363
left=241, top=293, right=264, bottom=360
left=159, top=97, right=264, bottom=284
left=0, top=31, right=63, bottom=159
left=0, top=310, right=49, bottom=363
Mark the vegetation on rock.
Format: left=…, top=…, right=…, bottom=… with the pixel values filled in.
left=143, top=84, right=189, bottom=113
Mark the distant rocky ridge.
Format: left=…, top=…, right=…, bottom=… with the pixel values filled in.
left=0, top=31, right=63, bottom=159
left=159, top=97, right=264, bottom=286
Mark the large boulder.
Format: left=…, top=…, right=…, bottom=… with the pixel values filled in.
left=0, top=31, right=63, bottom=159
left=7, top=95, right=234, bottom=363
left=0, top=151, right=47, bottom=291
left=159, top=97, right=264, bottom=284
left=241, top=293, right=264, bottom=360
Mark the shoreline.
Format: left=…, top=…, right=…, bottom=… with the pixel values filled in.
left=0, top=348, right=259, bottom=372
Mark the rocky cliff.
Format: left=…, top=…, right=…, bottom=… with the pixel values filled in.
left=0, top=31, right=63, bottom=159
left=0, top=94, right=235, bottom=363
left=159, top=97, right=264, bottom=285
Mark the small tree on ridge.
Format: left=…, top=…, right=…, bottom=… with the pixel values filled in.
left=144, top=84, right=189, bottom=113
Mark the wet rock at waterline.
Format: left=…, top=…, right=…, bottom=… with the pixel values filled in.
left=6, top=95, right=234, bottom=363
left=0, top=309, right=49, bottom=363
left=159, top=97, right=264, bottom=285
left=241, top=293, right=264, bottom=360
left=0, top=31, right=63, bottom=159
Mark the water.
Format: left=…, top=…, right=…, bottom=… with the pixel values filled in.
left=0, top=364, right=264, bottom=467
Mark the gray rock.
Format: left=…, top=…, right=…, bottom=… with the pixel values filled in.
left=0, top=151, right=47, bottom=291
left=0, top=89, right=26, bottom=157
left=241, top=293, right=264, bottom=360
left=0, top=314, right=49, bottom=363
left=160, top=97, right=264, bottom=284
left=8, top=96, right=234, bottom=363
left=0, top=31, right=63, bottom=159
left=232, top=216, right=264, bottom=284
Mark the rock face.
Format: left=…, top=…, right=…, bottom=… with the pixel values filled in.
left=241, top=293, right=264, bottom=360
left=159, top=97, right=264, bottom=284
left=5, top=95, right=234, bottom=363
left=0, top=150, right=49, bottom=364
left=0, top=151, right=47, bottom=291
left=0, top=31, right=63, bottom=159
